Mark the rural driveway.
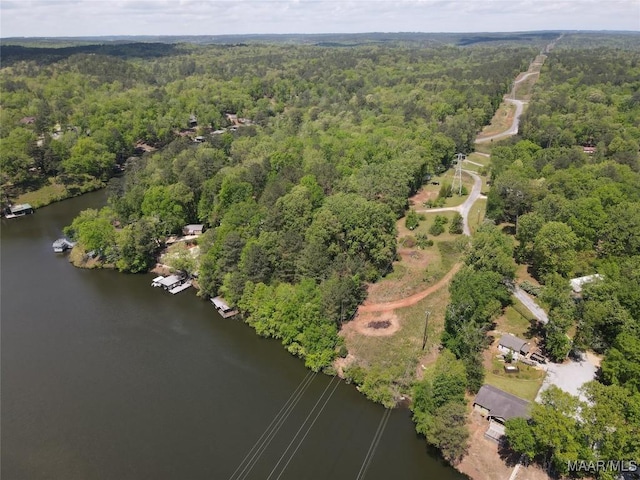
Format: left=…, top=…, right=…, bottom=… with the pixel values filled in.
left=513, top=287, right=549, bottom=325
left=536, top=358, right=598, bottom=404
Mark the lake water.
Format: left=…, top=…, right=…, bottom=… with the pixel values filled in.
left=1, top=190, right=465, bottom=480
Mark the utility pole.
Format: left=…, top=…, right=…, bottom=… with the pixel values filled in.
left=422, top=310, right=431, bottom=350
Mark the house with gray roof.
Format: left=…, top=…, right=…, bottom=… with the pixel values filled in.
left=498, top=333, right=530, bottom=361
left=473, top=384, right=531, bottom=424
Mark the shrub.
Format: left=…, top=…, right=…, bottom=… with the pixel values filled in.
left=402, top=235, right=417, bottom=248
left=405, top=209, right=420, bottom=230
left=429, top=215, right=449, bottom=236
left=449, top=212, right=464, bottom=234
left=416, top=233, right=432, bottom=249
left=519, top=281, right=541, bottom=296
left=438, top=182, right=452, bottom=199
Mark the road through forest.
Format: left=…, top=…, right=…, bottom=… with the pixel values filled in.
left=357, top=60, right=539, bottom=315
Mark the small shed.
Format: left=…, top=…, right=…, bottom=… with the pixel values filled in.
left=183, top=224, right=205, bottom=236
left=498, top=333, right=530, bottom=361
left=473, top=385, right=530, bottom=424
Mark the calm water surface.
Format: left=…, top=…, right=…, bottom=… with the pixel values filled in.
left=1, top=190, right=465, bottom=480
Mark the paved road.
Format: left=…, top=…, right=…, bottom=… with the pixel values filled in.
left=513, top=286, right=549, bottom=325
left=475, top=98, right=526, bottom=144
left=475, top=70, right=539, bottom=145
left=415, top=169, right=483, bottom=236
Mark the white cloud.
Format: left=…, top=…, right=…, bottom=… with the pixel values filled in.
left=1, top=0, right=638, bottom=37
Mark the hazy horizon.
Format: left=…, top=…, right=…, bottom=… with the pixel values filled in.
left=1, top=0, right=638, bottom=39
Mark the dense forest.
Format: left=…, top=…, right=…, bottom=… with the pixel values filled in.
left=1, top=39, right=536, bottom=372
left=3, top=33, right=639, bottom=474
left=480, top=45, right=640, bottom=476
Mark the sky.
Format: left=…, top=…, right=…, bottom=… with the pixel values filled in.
left=1, top=0, right=639, bottom=38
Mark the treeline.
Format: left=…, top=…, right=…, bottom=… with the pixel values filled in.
left=481, top=43, right=640, bottom=476
left=3, top=41, right=540, bottom=370
left=1, top=41, right=534, bottom=196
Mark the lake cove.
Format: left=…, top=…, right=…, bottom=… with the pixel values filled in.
left=0, top=190, right=464, bottom=480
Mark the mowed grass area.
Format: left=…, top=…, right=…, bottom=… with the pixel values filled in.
left=417, top=170, right=475, bottom=208
left=468, top=198, right=487, bottom=235
left=14, top=176, right=104, bottom=208
left=496, top=301, right=535, bottom=339
left=346, top=284, right=453, bottom=392
left=485, top=358, right=545, bottom=402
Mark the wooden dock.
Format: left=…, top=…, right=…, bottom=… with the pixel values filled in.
left=169, top=281, right=192, bottom=295
left=211, top=296, right=238, bottom=318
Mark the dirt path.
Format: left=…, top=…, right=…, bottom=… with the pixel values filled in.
left=360, top=262, right=463, bottom=313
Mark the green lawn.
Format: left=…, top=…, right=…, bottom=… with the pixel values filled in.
left=485, top=358, right=545, bottom=402
left=418, top=171, right=475, bottom=208
left=500, top=301, right=535, bottom=339
left=14, top=176, right=104, bottom=208
left=468, top=198, right=487, bottom=235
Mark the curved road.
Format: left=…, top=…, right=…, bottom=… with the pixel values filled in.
left=475, top=98, right=525, bottom=144
left=416, top=169, right=483, bottom=236
left=475, top=70, right=538, bottom=144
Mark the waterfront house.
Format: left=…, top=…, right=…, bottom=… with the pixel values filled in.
left=473, top=385, right=530, bottom=423
left=473, top=384, right=531, bottom=441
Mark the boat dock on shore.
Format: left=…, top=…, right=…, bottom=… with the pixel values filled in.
left=5, top=203, right=35, bottom=219
left=211, top=296, right=239, bottom=318
left=152, top=274, right=192, bottom=294
left=52, top=238, right=76, bottom=253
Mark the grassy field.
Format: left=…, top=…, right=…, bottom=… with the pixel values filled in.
left=14, top=176, right=104, bottom=208
left=417, top=170, right=476, bottom=208
left=345, top=283, right=453, bottom=395
left=497, top=303, right=534, bottom=339
left=468, top=198, right=487, bottom=234
left=485, top=358, right=545, bottom=402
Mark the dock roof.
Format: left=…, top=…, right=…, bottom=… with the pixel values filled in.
left=211, top=296, right=231, bottom=311
left=158, top=274, right=182, bottom=287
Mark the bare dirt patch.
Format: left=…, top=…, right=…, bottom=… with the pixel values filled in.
left=344, top=311, right=401, bottom=337
left=408, top=186, right=438, bottom=208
